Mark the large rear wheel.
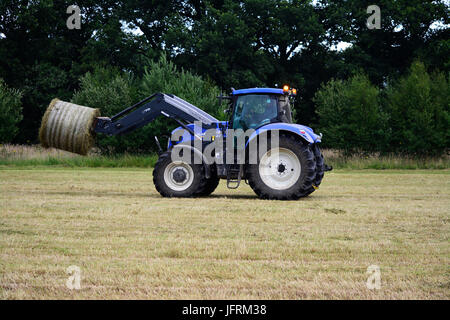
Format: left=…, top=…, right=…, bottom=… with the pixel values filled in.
left=246, top=134, right=316, bottom=200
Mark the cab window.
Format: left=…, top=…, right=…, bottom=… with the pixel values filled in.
left=232, top=95, right=278, bottom=130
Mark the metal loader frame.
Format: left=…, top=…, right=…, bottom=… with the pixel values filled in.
left=94, top=93, right=218, bottom=137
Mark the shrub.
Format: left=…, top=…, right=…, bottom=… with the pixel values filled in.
left=72, top=56, right=224, bottom=154
left=141, top=54, right=223, bottom=118
left=314, top=74, right=388, bottom=154
left=19, top=63, right=70, bottom=143
left=138, top=55, right=224, bottom=152
left=71, top=67, right=141, bottom=153
left=386, top=61, right=449, bottom=155
left=0, top=79, right=23, bottom=143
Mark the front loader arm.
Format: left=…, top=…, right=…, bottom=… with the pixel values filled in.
left=94, top=93, right=218, bottom=136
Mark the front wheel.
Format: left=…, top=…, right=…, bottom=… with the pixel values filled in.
left=195, top=168, right=220, bottom=196
left=246, top=134, right=316, bottom=200
left=153, top=151, right=207, bottom=197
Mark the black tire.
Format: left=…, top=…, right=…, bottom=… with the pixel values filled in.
left=301, top=144, right=325, bottom=197
left=246, top=133, right=316, bottom=200
left=196, top=173, right=220, bottom=196
left=312, top=144, right=325, bottom=188
left=153, top=151, right=207, bottom=197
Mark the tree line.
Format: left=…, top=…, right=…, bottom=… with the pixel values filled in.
left=0, top=0, right=448, bottom=155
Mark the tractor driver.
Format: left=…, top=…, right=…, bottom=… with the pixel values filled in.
left=240, top=95, right=278, bottom=130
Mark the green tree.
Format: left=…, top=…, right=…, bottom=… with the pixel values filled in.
left=386, top=61, right=449, bottom=155
left=0, top=0, right=142, bottom=143
left=172, top=0, right=331, bottom=123
left=175, top=1, right=268, bottom=89
left=315, top=73, right=388, bottom=154
left=321, top=0, right=449, bottom=84
left=72, top=67, right=140, bottom=153
left=141, top=55, right=223, bottom=118
left=139, top=55, right=224, bottom=153
left=0, top=79, right=23, bottom=143
left=19, top=62, right=70, bottom=142
left=72, top=56, right=223, bottom=154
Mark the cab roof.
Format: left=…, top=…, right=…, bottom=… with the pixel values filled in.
left=231, top=88, right=284, bottom=95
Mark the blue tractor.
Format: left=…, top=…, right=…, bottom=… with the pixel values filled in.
left=95, top=86, right=331, bottom=200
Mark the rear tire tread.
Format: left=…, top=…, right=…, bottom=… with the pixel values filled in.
left=302, top=144, right=325, bottom=196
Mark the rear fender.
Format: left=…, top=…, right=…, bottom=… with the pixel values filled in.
left=245, top=123, right=321, bottom=148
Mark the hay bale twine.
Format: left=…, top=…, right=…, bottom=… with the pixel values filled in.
left=39, top=99, right=100, bottom=155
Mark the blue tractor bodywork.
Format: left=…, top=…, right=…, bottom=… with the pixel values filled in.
left=94, top=87, right=330, bottom=198
left=169, top=122, right=320, bottom=148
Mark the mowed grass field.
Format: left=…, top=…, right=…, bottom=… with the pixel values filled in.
left=0, top=167, right=448, bottom=299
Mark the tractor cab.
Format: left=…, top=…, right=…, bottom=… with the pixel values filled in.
left=229, top=87, right=296, bottom=131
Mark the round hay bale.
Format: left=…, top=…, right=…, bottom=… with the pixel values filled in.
left=39, top=99, right=100, bottom=155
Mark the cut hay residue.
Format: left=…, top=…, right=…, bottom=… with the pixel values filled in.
left=39, top=99, right=100, bottom=155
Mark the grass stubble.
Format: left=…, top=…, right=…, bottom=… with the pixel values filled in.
left=1, top=144, right=449, bottom=170
left=0, top=167, right=448, bottom=299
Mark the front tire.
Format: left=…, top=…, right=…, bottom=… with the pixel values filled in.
left=247, top=134, right=316, bottom=200
left=153, top=151, right=207, bottom=197
left=195, top=168, right=220, bottom=196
